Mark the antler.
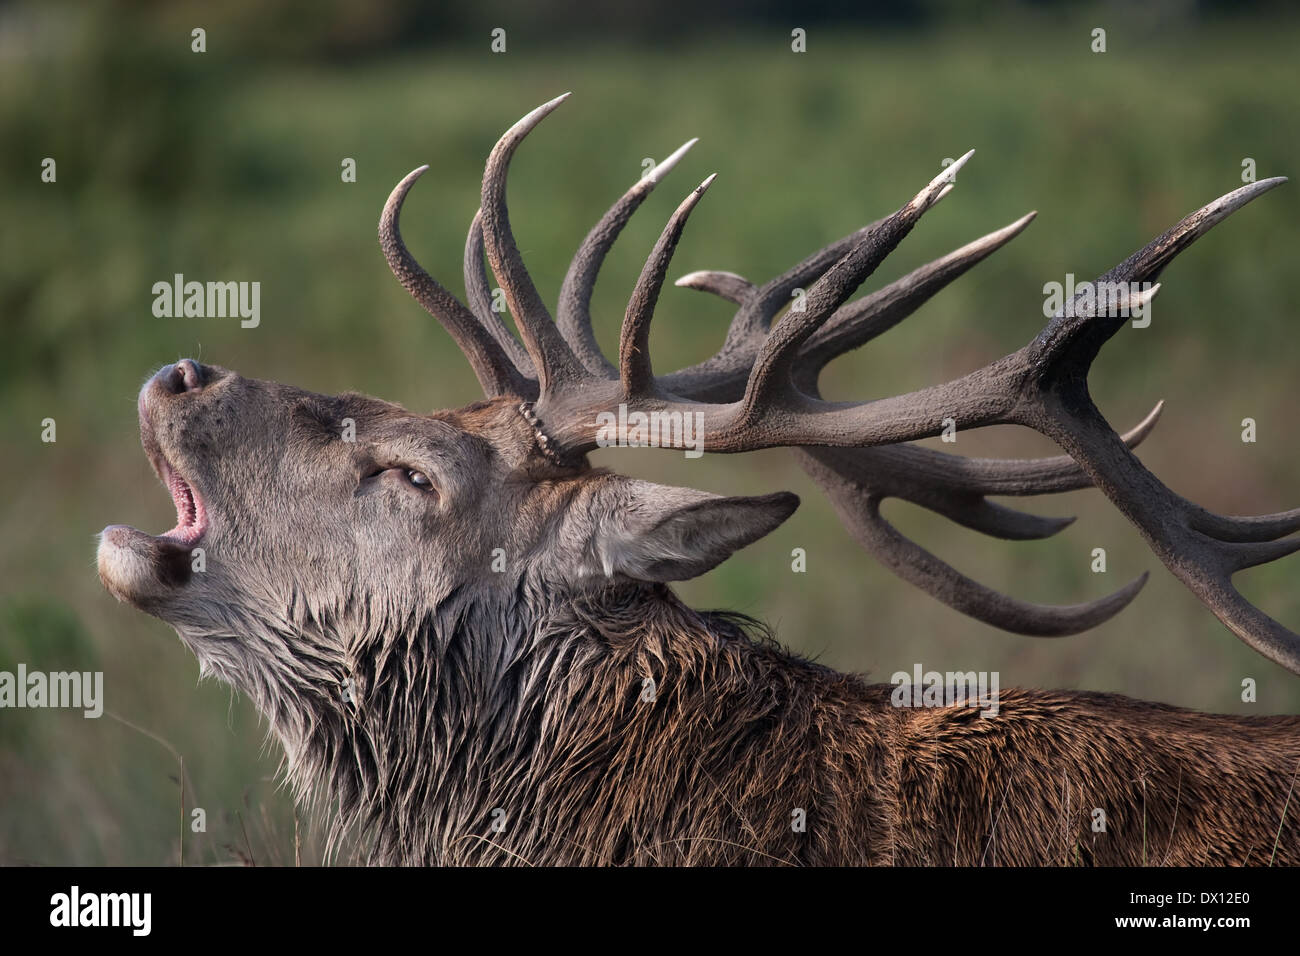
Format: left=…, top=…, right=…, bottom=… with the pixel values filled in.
left=381, top=166, right=534, bottom=399
left=1013, top=179, right=1300, bottom=672
left=671, top=225, right=1163, bottom=636
left=380, top=95, right=1300, bottom=672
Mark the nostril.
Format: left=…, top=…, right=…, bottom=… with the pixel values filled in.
left=158, top=360, right=204, bottom=395
left=178, top=359, right=203, bottom=391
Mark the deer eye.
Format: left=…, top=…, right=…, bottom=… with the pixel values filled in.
left=405, top=469, right=433, bottom=491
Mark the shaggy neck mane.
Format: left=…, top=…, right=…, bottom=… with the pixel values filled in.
left=277, top=578, right=853, bottom=865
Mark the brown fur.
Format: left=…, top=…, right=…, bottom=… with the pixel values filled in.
left=433, top=590, right=1300, bottom=866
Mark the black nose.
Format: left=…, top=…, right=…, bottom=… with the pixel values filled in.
left=157, top=359, right=205, bottom=394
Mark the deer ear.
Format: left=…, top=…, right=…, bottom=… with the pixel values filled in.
left=592, top=482, right=799, bottom=584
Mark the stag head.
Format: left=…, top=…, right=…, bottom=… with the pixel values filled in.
left=97, top=360, right=801, bottom=746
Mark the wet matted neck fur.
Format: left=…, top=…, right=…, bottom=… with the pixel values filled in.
left=98, top=95, right=1300, bottom=864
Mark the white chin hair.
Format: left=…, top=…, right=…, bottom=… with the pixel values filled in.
left=97, top=525, right=177, bottom=605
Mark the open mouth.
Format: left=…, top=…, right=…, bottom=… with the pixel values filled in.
left=137, top=393, right=209, bottom=548
left=159, top=460, right=208, bottom=547
left=97, top=372, right=214, bottom=604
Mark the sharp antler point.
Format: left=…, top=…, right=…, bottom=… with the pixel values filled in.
left=947, top=149, right=975, bottom=174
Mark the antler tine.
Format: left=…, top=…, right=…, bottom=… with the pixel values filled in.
left=799, top=449, right=1148, bottom=637
left=674, top=270, right=756, bottom=305
left=738, top=150, right=977, bottom=421
left=1212, top=585, right=1300, bottom=676
left=464, top=209, right=537, bottom=382
left=479, top=93, right=588, bottom=392
left=1104, top=177, right=1288, bottom=285
left=557, top=138, right=699, bottom=377
left=620, top=175, right=717, bottom=398
left=380, top=166, right=533, bottom=398
left=1190, top=507, right=1300, bottom=542
left=463, top=208, right=495, bottom=321
left=1028, top=177, right=1288, bottom=372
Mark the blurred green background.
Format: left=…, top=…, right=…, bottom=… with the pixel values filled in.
left=2, top=0, right=1298, bottom=864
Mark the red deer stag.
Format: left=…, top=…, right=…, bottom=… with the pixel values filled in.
left=99, top=95, right=1300, bottom=865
